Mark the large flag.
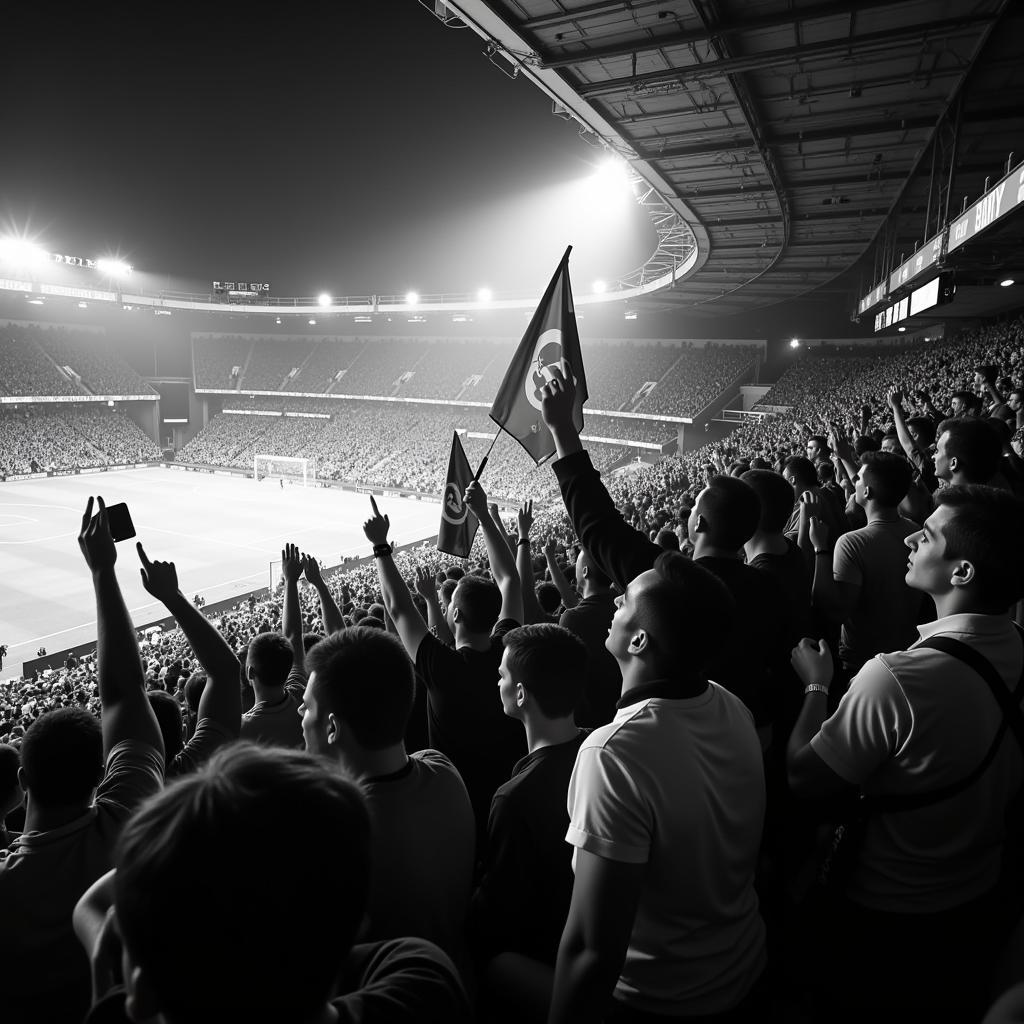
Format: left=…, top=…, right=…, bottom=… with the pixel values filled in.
left=437, top=431, right=479, bottom=557
left=490, top=245, right=588, bottom=464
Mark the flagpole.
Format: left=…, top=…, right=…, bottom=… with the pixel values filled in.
left=473, top=431, right=499, bottom=482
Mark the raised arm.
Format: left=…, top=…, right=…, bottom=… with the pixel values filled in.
left=281, top=542, right=305, bottom=669
left=78, top=496, right=163, bottom=759
left=301, top=554, right=345, bottom=636
left=489, top=501, right=516, bottom=554
left=515, top=500, right=545, bottom=624
left=545, top=538, right=580, bottom=611
left=465, top=479, right=524, bottom=625
left=539, top=369, right=659, bottom=592
left=363, top=497, right=429, bottom=657
left=887, top=388, right=918, bottom=462
left=137, top=543, right=241, bottom=738
left=414, top=567, right=454, bottom=645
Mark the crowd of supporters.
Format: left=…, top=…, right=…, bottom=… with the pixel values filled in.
left=1, top=323, right=155, bottom=398
left=1, top=313, right=1024, bottom=1023
left=0, top=407, right=161, bottom=478
left=192, top=333, right=759, bottom=417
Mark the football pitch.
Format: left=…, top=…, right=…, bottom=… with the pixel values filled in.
left=0, top=468, right=440, bottom=677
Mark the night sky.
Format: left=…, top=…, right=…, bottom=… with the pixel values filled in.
left=2, top=3, right=656, bottom=302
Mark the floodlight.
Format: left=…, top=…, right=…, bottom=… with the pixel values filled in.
left=96, top=258, right=132, bottom=278
left=318, top=292, right=331, bottom=307
left=593, top=156, right=632, bottom=190
left=0, top=238, right=47, bottom=267
left=898, top=326, right=906, bottom=332
left=789, top=338, right=800, bottom=348
left=477, top=287, right=492, bottom=303
left=592, top=280, right=607, bottom=294
left=308, top=318, right=317, bottom=325
left=1000, top=278, right=1015, bottom=287
left=405, top=291, right=419, bottom=306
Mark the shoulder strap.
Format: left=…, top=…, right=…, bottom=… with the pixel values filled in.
left=868, top=626, right=1024, bottom=814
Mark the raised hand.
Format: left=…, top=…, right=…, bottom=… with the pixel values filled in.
left=414, top=566, right=436, bottom=600
left=281, top=542, right=303, bottom=584
left=136, top=543, right=181, bottom=604
left=543, top=538, right=559, bottom=561
left=464, top=480, right=488, bottom=518
left=538, top=364, right=577, bottom=433
left=362, top=496, right=390, bottom=546
left=301, top=553, right=324, bottom=587
left=78, top=496, right=116, bottom=573
left=517, top=499, right=534, bottom=538
left=808, top=515, right=829, bottom=552
left=887, top=386, right=903, bottom=409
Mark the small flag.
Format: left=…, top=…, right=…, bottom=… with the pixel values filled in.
left=437, top=431, right=479, bottom=557
left=489, top=245, right=588, bottom=464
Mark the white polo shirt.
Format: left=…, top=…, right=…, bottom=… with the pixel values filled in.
left=812, top=612, right=1024, bottom=912
left=565, top=684, right=766, bottom=1016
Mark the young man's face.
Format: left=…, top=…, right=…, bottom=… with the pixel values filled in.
left=881, top=436, right=900, bottom=455
left=904, top=505, right=958, bottom=596
left=806, top=439, right=822, bottom=460
left=934, top=431, right=953, bottom=481
left=299, top=673, right=329, bottom=755
left=606, top=569, right=656, bottom=662
left=497, top=649, right=521, bottom=720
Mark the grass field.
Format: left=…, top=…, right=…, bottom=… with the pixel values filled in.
left=0, top=468, right=440, bottom=677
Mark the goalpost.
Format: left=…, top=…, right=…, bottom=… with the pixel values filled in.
left=253, top=454, right=316, bottom=486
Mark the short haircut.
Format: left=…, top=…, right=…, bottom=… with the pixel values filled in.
left=697, top=476, right=761, bottom=548
left=439, top=578, right=458, bottom=606
left=951, top=390, right=973, bottom=406
left=350, top=607, right=368, bottom=624
left=935, top=486, right=1024, bottom=610
left=445, top=565, right=466, bottom=581
left=535, top=581, right=562, bottom=615
left=452, top=575, right=502, bottom=634
left=859, top=450, right=913, bottom=507
left=20, top=708, right=103, bottom=807
left=115, top=744, right=370, bottom=1024
left=816, top=462, right=835, bottom=484
left=579, top=547, right=611, bottom=589
left=937, top=417, right=1002, bottom=483
left=302, top=631, right=325, bottom=653
left=306, top=627, right=413, bottom=749
left=635, top=551, right=736, bottom=673
left=741, top=469, right=796, bottom=534
left=245, top=632, right=293, bottom=687
left=360, top=615, right=386, bottom=630
left=367, top=602, right=386, bottom=621
left=147, top=691, right=184, bottom=762
left=783, top=455, right=817, bottom=490
left=854, top=434, right=880, bottom=456
left=502, top=624, right=586, bottom=718
left=183, top=671, right=207, bottom=716
left=808, top=434, right=830, bottom=452
left=655, top=528, right=681, bottom=550
left=906, top=416, right=936, bottom=448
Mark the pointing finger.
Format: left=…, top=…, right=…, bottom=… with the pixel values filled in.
left=370, top=496, right=380, bottom=517
left=136, top=541, right=151, bottom=567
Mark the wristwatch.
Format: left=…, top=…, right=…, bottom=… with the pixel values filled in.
left=804, top=683, right=830, bottom=697
left=372, top=543, right=392, bottom=558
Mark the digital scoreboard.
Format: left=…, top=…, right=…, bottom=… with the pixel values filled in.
left=873, top=273, right=955, bottom=332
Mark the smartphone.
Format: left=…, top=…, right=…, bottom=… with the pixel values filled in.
left=94, top=501, right=136, bottom=542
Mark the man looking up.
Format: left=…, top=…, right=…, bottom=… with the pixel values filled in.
left=300, top=625, right=474, bottom=967
left=363, top=493, right=524, bottom=841
left=787, top=485, right=1024, bottom=1023
left=473, top=624, right=589, bottom=1007
left=538, top=372, right=767, bottom=1023
left=559, top=547, right=622, bottom=727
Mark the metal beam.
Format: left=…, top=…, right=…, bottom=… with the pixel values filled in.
left=574, top=14, right=995, bottom=97
left=538, top=0, right=903, bottom=67
left=641, top=114, right=937, bottom=160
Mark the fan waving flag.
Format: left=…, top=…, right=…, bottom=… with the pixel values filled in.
left=490, top=245, right=588, bottom=464
left=437, top=431, right=479, bottom=557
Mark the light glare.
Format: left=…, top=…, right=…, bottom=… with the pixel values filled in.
left=0, top=238, right=47, bottom=267
left=318, top=292, right=332, bottom=307
left=405, top=291, right=419, bottom=306
left=96, top=257, right=132, bottom=278
left=1000, top=278, right=1015, bottom=287
left=477, top=287, right=492, bottom=303
left=592, top=280, right=607, bottom=294
left=789, top=338, right=800, bottom=348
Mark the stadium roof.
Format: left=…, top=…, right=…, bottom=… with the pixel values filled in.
left=443, top=0, right=1024, bottom=317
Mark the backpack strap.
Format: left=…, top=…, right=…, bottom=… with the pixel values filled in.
left=868, top=625, right=1024, bottom=814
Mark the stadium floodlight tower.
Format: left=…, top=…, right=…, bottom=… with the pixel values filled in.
left=253, top=454, right=317, bottom=487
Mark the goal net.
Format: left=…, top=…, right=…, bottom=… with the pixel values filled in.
left=253, top=454, right=316, bottom=486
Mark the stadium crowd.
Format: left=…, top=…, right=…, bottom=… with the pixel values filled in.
left=192, top=333, right=759, bottom=418
left=1, top=314, right=1024, bottom=1023
left=0, top=407, right=161, bottom=478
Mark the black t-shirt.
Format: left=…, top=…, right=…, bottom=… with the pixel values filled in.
left=697, top=556, right=798, bottom=728
left=414, top=620, right=526, bottom=835
left=472, top=730, right=588, bottom=965
left=749, top=538, right=813, bottom=641
left=560, top=594, right=622, bottom=727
